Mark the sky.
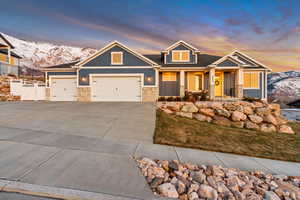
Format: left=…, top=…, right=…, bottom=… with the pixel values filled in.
left=1, top=0, right=300, bottom=72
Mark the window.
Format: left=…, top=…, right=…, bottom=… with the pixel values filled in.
left=162, top=72, right=177, bottom=81
left=188, top=72, right=203, bottom=91
left=111, top=52, right=123, bottom=65
left=244, top=72, right=260, bottom=89
left=172, top=50, right=190, bottom=62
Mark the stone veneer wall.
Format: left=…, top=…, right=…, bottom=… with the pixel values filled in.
left=77, top=87, right=91, bottom=102
left=45, top=88, right=50, bottom=101
left=142, top=87, right=158, bottom=102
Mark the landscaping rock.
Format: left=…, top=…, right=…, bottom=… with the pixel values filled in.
left=157, top=183, right=179, bottom=198
left=198, top=184, right=218, bottom=200
left=275, top=116, right=288, bottom=125
left=199, top=108, right=215, bottom=117
left=255, top=107, right=270, bottom=116
left=260, top=124, right=277, bottom=133
left=137, top=158, right=300, bottom=200
left=243, top=106, right=254, bottom=115
left=215, top=108, right=231, bottom=118
left=231, top=121, right=244, bottom=128
left=245, top=121, right=260, bottom=130
left=278, top=125, right=295, bottom=134
left=176, top=112, right=193, bottom=119
left=231, top=111, right=247, bottom=121
left=212, top=116, right=232, bottom=127
left=194, top=113, right=212, bottom=122
left=263, top=114, right=278, bottom=126
left=181, top=104, right=199, bottom=113
left=248, top=114, right=263, bottom=124
left=162, top=108, right=173, bottom=114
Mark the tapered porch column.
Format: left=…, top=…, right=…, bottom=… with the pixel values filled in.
left=208, top=67, right=215, bottom=100
left=236, top=68, right=244, bottom=98
left=180, top=70, right=185, bottom=97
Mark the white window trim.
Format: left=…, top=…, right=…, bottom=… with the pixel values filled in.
left=243, top=72, right=260, bottom=89
left=172, top=50, right=190, bottom=62
left=111, top=52, right=123, bottom=65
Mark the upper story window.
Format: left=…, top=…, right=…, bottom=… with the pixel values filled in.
left=111, top=52, right=123, bottom=65
left=172, top=50, right=190, bottom=62
left=244, top=72, right=260, bottom=89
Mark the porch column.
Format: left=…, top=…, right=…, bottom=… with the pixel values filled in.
left=236, top=68, right=243, bottom=98
left=8, top=48, right=11, bottom=64
left=180, top=70, right=185, bottom=97
left=208, top=67, right=215, bottom=100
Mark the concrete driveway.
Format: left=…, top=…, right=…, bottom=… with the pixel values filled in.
left=0, top=102, right=300, bottom=200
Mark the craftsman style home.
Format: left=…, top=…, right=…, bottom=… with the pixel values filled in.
left=43, top=40, right=271, bottom=102
left=0, top=34, right=21, bottom=75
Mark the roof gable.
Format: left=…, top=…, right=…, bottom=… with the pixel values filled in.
left=77, top=41, right=158, bottom=67
left=218, top=59, right=239, bottom=67
left=0, top=33, right=14, bottom=48
left=162, top=40, right=200, bottom=53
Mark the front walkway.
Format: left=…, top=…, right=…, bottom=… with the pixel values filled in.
left=0, top=102, right=299, bottom=199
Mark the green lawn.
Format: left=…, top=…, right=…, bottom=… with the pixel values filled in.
left=154, top=110, right=300, bottom=162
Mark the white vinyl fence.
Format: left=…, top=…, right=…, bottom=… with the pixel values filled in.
left=10, top=79, right=46, bottom=101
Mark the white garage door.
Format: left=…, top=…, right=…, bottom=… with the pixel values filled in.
left=92, top=76, right=141, bottom=102
left=50, top=78, right=77, bottom=101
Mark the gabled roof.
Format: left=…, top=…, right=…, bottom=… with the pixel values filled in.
left=144, top=53, right=221, bottom=67
left=229, top=50, right=272, bottom=71
left=162, top=40, right=200, bottom=53
left=0, top=33, right=14, bottom=49
left=45, top=61, right=80, bottom=69
left=212, top=54, right=245, bottom=66
left=76, top=41, right=158, bottom=67
left=0, top=49, right=22, bottom=58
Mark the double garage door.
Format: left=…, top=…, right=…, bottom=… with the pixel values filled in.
left=50, top=76, right=141, bottom=102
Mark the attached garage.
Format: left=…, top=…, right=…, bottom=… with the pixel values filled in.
left=91, top=75, right=142, bottom=102
left=50, top=76, right=77, bottom=101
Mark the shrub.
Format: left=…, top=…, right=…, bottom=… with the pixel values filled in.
left=166, top=97, right=174, bottom=101
left=174, top=96, right=182, bottom=102
left=243, top=96, right=262, bottom=103
left=158, top=96, right=166, bottom=101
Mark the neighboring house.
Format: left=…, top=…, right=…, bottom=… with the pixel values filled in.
left=287, top=99, right=300, bottom=108
left=0, top=33, right=22, bottom=76
left=42, top=40, right=271, bottom=102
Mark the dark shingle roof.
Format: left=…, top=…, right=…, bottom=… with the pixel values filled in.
left=0, top=33, right=14, bottom=48
left=45, top=61, right=80, bottom=69
left=0, top=49, right=22, bottom=58
left=143, top=53, right=221, bottom=67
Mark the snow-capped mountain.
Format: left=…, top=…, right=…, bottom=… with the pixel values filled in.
left=1, top=33, right=97, bottom=69
left=268, top=71, right=300, bottom=103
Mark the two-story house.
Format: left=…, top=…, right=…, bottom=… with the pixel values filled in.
left=0, top=33, right=22, bottom=76
left=43, top=40, right=271, bottom=102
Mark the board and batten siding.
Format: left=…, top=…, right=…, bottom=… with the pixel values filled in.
left=78, top=68, right=156, bottom=86
left=243, top=72, right=263, bottom=99
left=83, top=46, right=150, bottom=67
left=159, top=72, right=180, bottom=96
left=165, top=44, right=196, bottom=64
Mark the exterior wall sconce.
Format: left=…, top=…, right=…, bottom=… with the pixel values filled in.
left=81, top=77, right=88, bottom=83
left=146, top=76, right=153, bottom=83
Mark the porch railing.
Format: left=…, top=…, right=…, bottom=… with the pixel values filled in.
left=0, top=62, right=19, bottom=76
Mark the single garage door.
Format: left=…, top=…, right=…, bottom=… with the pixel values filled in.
left=50, top=77, right=77, bottom=101
left=92, top=76, right=141, bottom=102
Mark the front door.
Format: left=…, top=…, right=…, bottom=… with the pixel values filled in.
left=215, top=72, right=223, bottom=97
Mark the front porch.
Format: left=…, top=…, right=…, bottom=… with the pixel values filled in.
left=159, top=68, right=243, bottom=100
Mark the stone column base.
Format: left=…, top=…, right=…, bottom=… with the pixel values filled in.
left=142, top=87, right=158, bottom=102
left=45, top=88, right=50, bottom=101
left=77, top=87, right=91, bottom=102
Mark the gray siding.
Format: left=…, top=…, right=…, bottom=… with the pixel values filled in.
left=78, top=68, right=156, bottom=86
left=224, top=72, right=235, bottom=97
left=218, top=60, right=238, bottom=67
left=165, top=44, right=196, bottom=64
left=243, top=73, right=263, bottom=99
left=204, top=73, right=209, bottom=90
left=159, top=72, right=180, bottom=96
left=46, top=71, right=77, bottom=79
left=84, top=46, right=150, bottom=66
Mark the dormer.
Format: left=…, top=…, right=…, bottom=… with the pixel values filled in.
left=161, top=40, right=200, bottom=64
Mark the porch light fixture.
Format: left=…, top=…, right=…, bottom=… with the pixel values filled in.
left=146, top=76, right=153, bottom=83
left=81, top=77, right=88, bottom=82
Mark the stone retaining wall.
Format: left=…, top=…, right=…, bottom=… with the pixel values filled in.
left=157, top=101, right=295, bottom=134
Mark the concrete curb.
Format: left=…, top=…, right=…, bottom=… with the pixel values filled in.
left=0, top=179, right=144, bottom=200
